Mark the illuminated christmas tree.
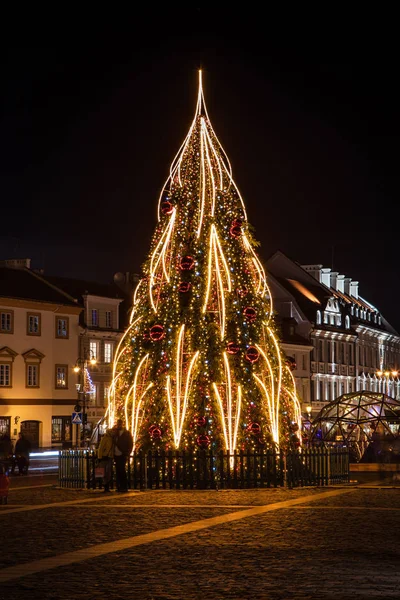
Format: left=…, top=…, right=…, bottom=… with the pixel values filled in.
left=107, top=71, right=302, bottom=453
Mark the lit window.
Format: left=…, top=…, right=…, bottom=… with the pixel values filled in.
left=104, top=342, right=113, bottom=364
left=105, top=311, right=112, bottom=328
left=0, top=364, right=11, bottom=386
left=27, top=313, right=41, bottom=335
left=345, top=316, right=350, bottom=329
left=56, top=317, right=69, bottom=338
left=336, top=315, right=341, bottom=327
left=0, top=310, right=13, bottom=333
left=316, top=310, right=321, bottom=325
left=90, top=341, right=98, bottom=360
left=104, top=386, right=109, bottom=406
left=92, top=309, right=98, bottom=327
left=27, top=364, right=39, bottom=387
left=56, top=365, right=68, bottom=389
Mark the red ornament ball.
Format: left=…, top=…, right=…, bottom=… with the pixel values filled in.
left=248, top=422, right=261, bottom=435
left=195, top=416, right=207, bottom=427
left=286, top=356, right=297, bottom=371
left=243, top=306, right=257, bottom=322
left=150, top=426, right=162, bottom=440
left=290, top=422, right=299, bottom=432
left=236, top=286, right=248, bottom=298
left=245, top=346, right=259, bottom=363
left=178, top=281, right=191, bottom=293
left=180, top=256, right=195, bottom=270
left=230, top=225, right=242, bottom=238
left=232, top=218, right=243, bottom=227
left=227, top=341, right=240, bottom=355
left=150, top=324, right=165, bottom=341
left=196, top=434, right=210, bottom=448
left=161, top=201, right=174, bottom=215
left=143, top=329, right=150, bottom=341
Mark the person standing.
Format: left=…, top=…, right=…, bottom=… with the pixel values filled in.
left=14, top=432, right=31, bottom=475
left=97, top=429, right=115, bottom=492
left=113, top=419, right=133, bottom=492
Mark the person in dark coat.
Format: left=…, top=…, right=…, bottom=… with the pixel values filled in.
left=112, top=419, right=133, bottom=492
left=14, top=432, right=31, bottom=475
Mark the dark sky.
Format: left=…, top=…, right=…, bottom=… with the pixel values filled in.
left=1, top=15, right=399, bottom=328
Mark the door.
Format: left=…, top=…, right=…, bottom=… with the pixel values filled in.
left=20, top=420, right=40, bottom=450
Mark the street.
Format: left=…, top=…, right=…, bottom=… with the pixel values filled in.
left=1, top=473, right=400, bottom=599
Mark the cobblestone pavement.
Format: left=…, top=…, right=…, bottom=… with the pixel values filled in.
left=1, top=474, right=400, bottom=599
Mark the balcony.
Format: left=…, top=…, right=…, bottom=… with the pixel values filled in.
left=340, top=365, right=348, bottom=376
left=311, top=361, right=317, bottom=373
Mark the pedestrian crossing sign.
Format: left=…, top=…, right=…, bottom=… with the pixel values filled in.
left=72, top=412, right=82, bottom=424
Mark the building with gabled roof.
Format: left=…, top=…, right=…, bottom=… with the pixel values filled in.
left=266, top=251, right=400, bottom=418
left=0, top=260, right=131, bottom=449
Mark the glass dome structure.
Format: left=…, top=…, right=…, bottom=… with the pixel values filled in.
left=309, top=392, right=400, bottom=462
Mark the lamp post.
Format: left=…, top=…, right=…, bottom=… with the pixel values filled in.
left=73, top=351, right=96, bottom=448
left=376, top=368, right=398, bottom=398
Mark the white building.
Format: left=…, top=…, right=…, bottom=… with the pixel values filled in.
left=266, top=251, right=400, bottom=418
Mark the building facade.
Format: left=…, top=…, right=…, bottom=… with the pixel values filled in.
left=0, top=261, right=130, bottom=449
left=266, top=252, right=400, bottom=419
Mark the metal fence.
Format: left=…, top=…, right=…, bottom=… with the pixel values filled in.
left=58, top=447, right=349, bottom=490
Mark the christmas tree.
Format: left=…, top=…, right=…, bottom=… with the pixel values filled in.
left=107, top=71, right=302, bottom=453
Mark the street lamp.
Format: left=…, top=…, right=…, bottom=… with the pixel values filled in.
left=73, top=351, right=96, bottom=448
left=376, top=368, right=398, bottom=397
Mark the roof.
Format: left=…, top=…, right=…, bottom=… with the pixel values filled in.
left=43, top=275, right=127, bottom=302
left=0, top=268, right=79, bottom=307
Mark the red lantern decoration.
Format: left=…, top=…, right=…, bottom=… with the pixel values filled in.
left=161, top=201, right=174, bottom=215
left=236, top=286, right=248, bottom=298
left=180, top=256, right=195, bottom=270
left=196, top=434, right=210, bottom=448
left=248, top=422, right=261, bottom=435
left=178, top=281, right=191, bottom=293
left=227, top=341, right=240, bottom=355
left=195, top=416, right=207, bottom=427
left=150, top=324, right=165, bottom=341
left=230, top=225, right=242, bottom=238
left=243, top=306, right=257, bottom=322
left=245, top=346, right=259, bottom=363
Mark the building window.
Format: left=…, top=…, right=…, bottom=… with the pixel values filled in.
left=91, top=384, right=97, bottom=404
left=27, top=313, right=41, bottom=336
left=55, top=365, right=68, bottom=389
left=319, top=380, right=324, bottom=401
left=316, top=310, right=321, bottom=325
left=0, top=310, right=13, bottom=333
left=302, top=354, right=307, bottom=371
left=0, top=417, right=11, bottom=436
left=318, top=340, right=324, bottom=362
left=26, top=364, right=39, bottom=387
left=55, top=316, right=69, bottom=339
left=104, top=342, right=113, bottom=364
left=89, top=341, right=98, bottom=360
left=345, top=316, right=350, bottom=329
left=0, top=364, right=11, bottom=387
left=52, top=417, right=72, bottom=443
left=336, top=315, right=342, bottom=327
left=91, top=309, right=98, bottom=327
left=104, top=385, right=109, bottom=407
left=105, top=311, right=112, bottom=328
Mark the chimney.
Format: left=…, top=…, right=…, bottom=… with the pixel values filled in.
left=301, top=264, right=323, bottom=283
left=320, top=268, right=331, bottom=288
left=344, top=277, right=351, bottom=295
left=0, top=258, right=31, bottom=269
left=336, top=274, right=345, bottom=293
left=330, top=271, right=338, bottom=290
left=350, top=281, right=359, bottom=299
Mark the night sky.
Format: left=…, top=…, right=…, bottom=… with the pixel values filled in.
left=1, top=15, right=399, bottom=328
